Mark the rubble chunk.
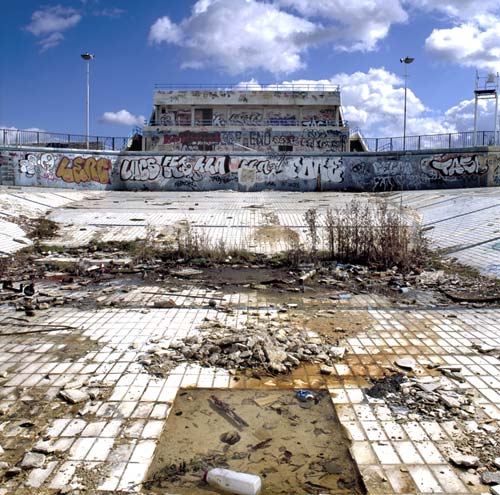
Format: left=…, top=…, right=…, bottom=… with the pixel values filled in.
left=59, top=389, right=89, bottom=404
left=395, top=357, right=416, bottom=371
left=481, top=472, right=500, bottom=485
left=449, top=453, right=480, bottom=468
left=21, top=452, right=45, bottom=469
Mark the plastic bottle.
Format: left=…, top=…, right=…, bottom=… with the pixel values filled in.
left=204, top=468, right=262, bottom=495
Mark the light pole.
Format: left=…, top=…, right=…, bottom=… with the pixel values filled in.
left=400, top=56, right=414, bottom=150
left=81, top=53, right=94, bottom=149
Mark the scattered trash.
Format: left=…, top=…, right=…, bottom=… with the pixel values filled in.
left=220, top=431, right=241, bottom=445
left=208, top=395, right=249, bottom=429
left=204, top=468, right=262, bottom=495
left=296, top=390, right=315, bottom=402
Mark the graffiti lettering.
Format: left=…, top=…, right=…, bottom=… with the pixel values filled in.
left=301, top=110, right=336, bottom=127
left=220, top=131, right=242, bottom=145
left=239, top=159, right=284, bottom=176
left=373, top=160, right=406, bottom=176
left=322, top=157, right=344, bottom=183
left=162, top=155, right=231, bottom=182
left=120, top=157, right=160, bottom=181
left=164, top=131, right=221, bottom=146
left=228, top=112, right=263, bottom=126
left=19, top=153, right=57, bottom=180
left=267, top=113, right=297, bottom=126
left=56, top=156, right=111, bottom=185
left=249, top=131, right=271, bottom=146
left=424, top=154, right=487, bottom=177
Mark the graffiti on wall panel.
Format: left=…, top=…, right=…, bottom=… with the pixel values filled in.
left=228, top=112, right=263, bottom=126
left=422, top=154, right=488, bottom=177
left=322, top=157, right=344, bottom=183
left=120, top=157, right=161, bottom=181
left=18, top=153, right=59, bottom=180
left=220, top=131, right=242, bottom=145
left=267, top=112, right=297, bottom=126
left=301, top=109, right=336, bottom=127
left=120, top=155, right=232, bottom=183
left=56, top=156, right=112, bottom=184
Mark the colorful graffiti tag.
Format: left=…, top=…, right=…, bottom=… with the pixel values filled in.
left=56, top=156, right=112, bottom=184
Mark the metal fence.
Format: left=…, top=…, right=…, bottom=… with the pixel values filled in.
left=2, top=127, right=499, bottom=153
left=154, top=83, right=341, bottom=92
left=0, top=129, right=129, bottom=151
left=362, top=131, right=500, bottom=152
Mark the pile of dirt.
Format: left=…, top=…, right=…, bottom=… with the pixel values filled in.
left=139, top=318, right=346, bottom=377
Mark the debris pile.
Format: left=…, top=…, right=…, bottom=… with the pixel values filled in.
left=139, top=319, right=346, bottom=376
left=366, top=372, right=477, bottom=421
left=452, top=423, right=500, bottom=472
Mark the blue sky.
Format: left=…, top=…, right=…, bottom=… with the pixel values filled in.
left=1, top=0, right=499, bottom=138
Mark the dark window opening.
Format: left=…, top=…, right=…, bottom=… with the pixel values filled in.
left=195, top=108, right=213, bottom=126
left=278, top=145, right=293, bottom=152
left=198, top=144, right=214, bottom=151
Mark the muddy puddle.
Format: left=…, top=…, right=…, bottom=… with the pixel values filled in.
left=144, top=389, right=365, bottom=495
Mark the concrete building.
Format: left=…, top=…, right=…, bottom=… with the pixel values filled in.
left=142, top=84, right=349, bottom=153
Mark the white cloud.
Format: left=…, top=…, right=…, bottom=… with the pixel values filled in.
left=406, top=0, right=500, bottom=19
left=93, top=8, right=125, bottom=18
left=99, top=110, right=145, bottom=127
left=425, top=17, right=500, bottom=72
left=149, top=0, right=410, bottom=75
left=444, top=98, right=499, bottom=132
left=149, top=16, right=183, bottom=44
left=25, top=5, right=82, bottom=52
left=277, top=0, right=408, bottom=51
left=149, top=0, right=317, bottom=74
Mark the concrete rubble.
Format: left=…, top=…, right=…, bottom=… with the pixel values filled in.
left=140, top=318, right=347, bottom=375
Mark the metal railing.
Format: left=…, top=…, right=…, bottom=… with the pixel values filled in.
left=149, top=118, right=341, bottom=127
left=362, top=130, right=499, bottom=152
left=0, top=128, right=130, bottom=151
left=154, top=83, right=341, bottom=92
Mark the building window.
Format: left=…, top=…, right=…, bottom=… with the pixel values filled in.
left=198, top=144, right=214, bottom=151
left=195, top=108, right=213, bottom=126
left=278, top=145, right=293, bottom=152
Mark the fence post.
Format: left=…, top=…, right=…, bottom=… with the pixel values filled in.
left=112, top=137, right=115, bottom=150
left=448, top=133, right=451, bottom=149
left=16, top=130, right=19, bottom=145
left=375, top=138, right=378, bottom=151
left=418, top=136, right=421, bottom=150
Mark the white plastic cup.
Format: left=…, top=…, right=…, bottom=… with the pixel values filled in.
left=204, top=468, right=262, bottom=495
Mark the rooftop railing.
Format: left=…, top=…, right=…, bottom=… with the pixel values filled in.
left=154, top=83, right=341, bottom=92
left=0, top=129, right=130, bottom=151
left=148, top=117, right=343, bottom=127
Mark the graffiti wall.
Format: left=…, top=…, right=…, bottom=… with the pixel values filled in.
left=144, top=128, right=349, bottom=153
left=2, top=147, right=498, bottom=192
left=5, top=150, right=114, bottom=189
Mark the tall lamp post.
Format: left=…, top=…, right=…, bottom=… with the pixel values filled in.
left=400, top=56, right=414, bottom=151
left=81, top=53, right=94, bottom=149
